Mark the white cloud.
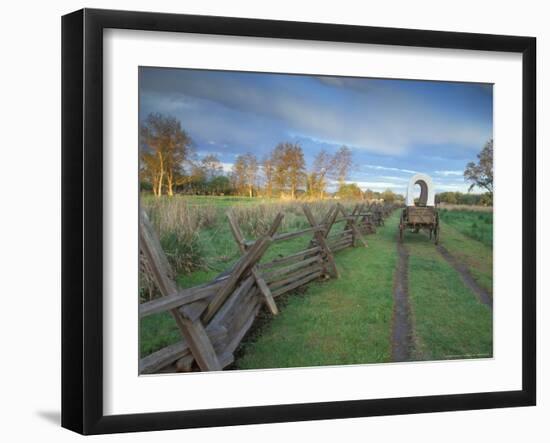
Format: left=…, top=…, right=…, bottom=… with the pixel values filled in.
left=379, top=175, right=410, bottom=182
left=221, top=162, right=234, bottom=173
left=435, top=170, right=463, bottom=176
left=363, top=165, right=417, bottom=174
left=354, top=181, right=404, bottom=190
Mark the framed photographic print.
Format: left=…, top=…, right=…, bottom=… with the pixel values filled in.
left=61, top=8, right=536, bottom=435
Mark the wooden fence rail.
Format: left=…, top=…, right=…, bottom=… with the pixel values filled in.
left=139, top=202, right=392, bottom=374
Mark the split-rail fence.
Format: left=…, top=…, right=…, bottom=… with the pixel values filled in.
left=139, top=201, right=392, bottom=374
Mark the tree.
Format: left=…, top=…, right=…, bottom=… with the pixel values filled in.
left=381, top=189, right=397, bottom=203
left=272, top=142, right=306, bottom=199
left=231, top=155, right=247, bottom=195
left=243, top=153, right=258, bottom=198
left=208, top=175, right=232, bottom=195
left=201, top=154, right=223, bottom=181
left=436, top=191, right=489, bottom=206
left=479, top=192, right=493, bottom=206
left=262, top=154, right=275, bottom=198
left=305, top=172, right=320, bottom=198
left=330, top=145, right=353, bottom=186
left=309, top=150, right=332, bottom=199
left=464, top=139, right=493, bottom=195
left=188, top=161, right=207, bottom=194
left=447, top=193, right=458, bottom=204
left=139, top=113, right=192, bottom=197
left=335, top=183, right=363, bottom=200
left=232, top=153, right=258, bottom=197
left=140, top=149, right=164, bottom=197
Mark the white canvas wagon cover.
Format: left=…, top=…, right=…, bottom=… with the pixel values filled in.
left=405, top=173, right=435, bottom=207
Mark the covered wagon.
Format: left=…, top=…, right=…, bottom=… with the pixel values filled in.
left=399, top=173, right=440, bottom=244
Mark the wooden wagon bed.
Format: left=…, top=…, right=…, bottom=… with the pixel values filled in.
left=399, top=206, right=440, bottom=244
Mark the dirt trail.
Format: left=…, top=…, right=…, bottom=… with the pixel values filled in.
left=436, top=245, right=493, bottom=309
left=391, top=237, right=414, bottom=361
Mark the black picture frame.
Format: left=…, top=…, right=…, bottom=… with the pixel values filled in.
left=61, top=8, right=536, bottom=435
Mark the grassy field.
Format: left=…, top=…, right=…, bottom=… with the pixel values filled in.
left=236, top=211, right=493, bottom=368
left=139, top=195, right=349, bottom=357
left=141, top=195, right=344, bottom=283
left=235, top=216, right=397, bottom=369
left=438, top=216, right=493, bottom=296
left=437, top=209, right=493, bottom=295
left=439, top=208, right=493, bottom=247
left=405, top=231, right=493, bottom=361
left=140, top=197, right=493, bottom=367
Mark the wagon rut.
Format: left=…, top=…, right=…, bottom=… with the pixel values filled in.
left=391, top=237, right=414, bottom=361
left=436, top=245, right=493, bottom=309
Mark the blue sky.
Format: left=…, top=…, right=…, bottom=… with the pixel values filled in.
left=139, top=67, right=493, bottom=194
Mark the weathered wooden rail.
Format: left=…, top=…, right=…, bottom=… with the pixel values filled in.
left=139, top=202, right=391, bottom=374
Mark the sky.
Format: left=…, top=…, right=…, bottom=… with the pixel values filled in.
left=139, top=67, right=493, bottom=195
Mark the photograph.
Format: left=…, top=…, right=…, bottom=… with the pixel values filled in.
left=137, top=67, right=494, bottom=374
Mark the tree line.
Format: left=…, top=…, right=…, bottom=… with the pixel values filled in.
left=139, top=112, right=493, bottom=204
left=139, top=113, right=363, bottom=199
left=436, top=191, right=492, bottom=206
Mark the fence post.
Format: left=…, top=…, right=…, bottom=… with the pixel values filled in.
left=302, top=204, right=339, bottom=279
left=226, top=211, right=283, bottom=316
left=340, top=203, right=368, bottom=248
left=203, top=233, right=273, bottom=323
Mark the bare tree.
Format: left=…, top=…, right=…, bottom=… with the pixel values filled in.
left=464, top=139, right=493, bottom=195
left=262, top=154, right=275, bottom=198
left=139, top=113, right=192, bottom=197
left=231, top=155, right=247, bottom=195
left=232, top=153, right=258, bottom=197
left=243, top=153, right=258, bottom=198
left=330, top=145, right=353, bottom=187
left=310, top=149, right=332, bottom=199
left=272, top=142, right=306, bottom=199
left=201, top=154, right=223, bottom=181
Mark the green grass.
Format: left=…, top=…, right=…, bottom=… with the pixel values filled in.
left=140, top=313, right=182, bottom=357
left=235, top=215, right=398, bottom=369
left=405, top=233, right=493, bottom=361
left=438, top=219, right=493, bottom=296
left=140, top=217, right=351, bottom=358
left=439, top=208, right=493, bottom=247
left=140, top=199, right=344, bottom=357
left=140, top=202, right=493, bottom=366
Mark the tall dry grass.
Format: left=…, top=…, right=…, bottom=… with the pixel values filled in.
left=141, top=198, right=217, bottom=275
left=230, top=200, right=336, bottom=238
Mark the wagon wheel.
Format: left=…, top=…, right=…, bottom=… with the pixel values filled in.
left=434, top=213, right=440, bottom=245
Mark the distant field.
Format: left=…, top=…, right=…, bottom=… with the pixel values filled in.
left=438, top=203, right=493, bottom=212
left=141, top=194, right=277, bottom=207
left=439, top=208, right=493, bottom=247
